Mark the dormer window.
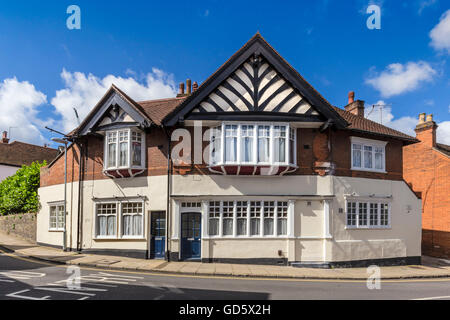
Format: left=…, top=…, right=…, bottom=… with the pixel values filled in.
left=209, top=122, right=297, bottom=176
left=104, top=128, right=145, bottom=178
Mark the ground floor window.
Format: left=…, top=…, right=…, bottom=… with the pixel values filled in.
left=208, top=200, right=290, bottom=237
left=49, top=204, right=65, bottom=231
left=346, top=200, right=390, bottom=229
left=95, top=200, right=144, bottom=238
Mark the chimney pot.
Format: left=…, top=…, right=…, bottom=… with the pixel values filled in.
left=426, top=114, right=434, bottom=123
left=418, top=113, right=426, bottom=124
left=178, top=82, right=185, bottom=95
left=193, top=81, right=198, bottom=92
left=348, top=91, right=355, bottom=104
left=186, top=79, right=192, bottom=95
left=1, top=131, right=9, bottom=144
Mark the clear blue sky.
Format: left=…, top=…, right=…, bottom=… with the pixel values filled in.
left=0, top=0, right=449, bottom=146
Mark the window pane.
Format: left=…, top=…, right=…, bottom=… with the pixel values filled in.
left=364, top=146, right=373, bottom=168
left=223, top=219, right=233, bottom=236
left=347, top=202, right=357, bottom=226
left=380, top=204, right=389, bottom=226
left=258, top=126, right=270, bottom=163
left=108, top=143, right=117, bottom=168
left=241, top=125, right=254, bottom=163
left=225, top=125, right=237, bottom=162
left=359, top=203, right=368, bottom=227
left=237, top=219, right=247, bottom=236
left=123, top=215, right=132, bottom=236
left=370, top=203, right=378, bottom=226
left=289, top=128, right=295, bottom=164
left=211, top=127, right=222, bottom=165
left=132, top=141, right=142, bottom=166
left=264, top=219, right=274, bottom=235
left=120, top=142, right=128, bottom=166
left=250, top=219, right=260, bottom=236
left=209, top=219, right=219, bottom=236
left=353, top=144, right=362, bottom=168
left=107, top=216, right=116, bottom=236
left=274, top=126, right=286, bottom=163
left=133, top=215, right=142, bottom=236
left=277, top=219, right=287, bottom=236
left=98, top=216, right=107, bottom=236
left=375, top=147, right=383, bottom=170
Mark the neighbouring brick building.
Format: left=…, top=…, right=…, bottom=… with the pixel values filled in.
left=404, top=113, right=450, bottom=258
left=0, top=131, right=59, bottom=182
left=37, top=34, right=422, bottom=267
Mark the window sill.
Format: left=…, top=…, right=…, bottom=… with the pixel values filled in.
left=204, top=235, right=290, bottom=239
left=49, top=229, right=64, bottom=232
left=93, top=237, right=146, bottom=241
left=351, top=168, right=387, bottom=174
left=345, top=226, right=391, bottom=230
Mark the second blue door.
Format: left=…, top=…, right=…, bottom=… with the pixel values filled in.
left=181, top=213, right=201, bottom=260
left=150, top=212, right=166, bottom=259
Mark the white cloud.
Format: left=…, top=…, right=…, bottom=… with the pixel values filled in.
left=365, top=61, right=436, bottom=98
left=366, top=100, right=450, bottom=144
left=0, top=77, right=50, bottom=145
left=51, top=68, right=177, bottom=132
left=430, top=9, right=450, bottom=54
left=437, top=121, right=450, bottom=144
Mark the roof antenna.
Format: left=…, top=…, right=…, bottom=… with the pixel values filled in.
left=366, top=103, right=391, bottom=124
left=73, top=107, right=81, bottom=126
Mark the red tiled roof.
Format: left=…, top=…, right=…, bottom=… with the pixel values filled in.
left=332, top=106, right=418, bottom=142
left=138, top=97, right=186, bottom=126
left=0, top=141, right=59, bottom=167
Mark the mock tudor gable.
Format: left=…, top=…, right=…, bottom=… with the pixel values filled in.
left=164, top=33, right=348, bottom=126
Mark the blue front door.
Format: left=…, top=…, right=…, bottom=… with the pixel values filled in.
left=181, top=213, right=201, bottom=260
left=150, top=212, right=166, bottom=259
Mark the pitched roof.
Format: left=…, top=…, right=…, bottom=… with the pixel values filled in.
left=138, top=97, right=186, bottom=126
left=162, top=33, right=348, bottom=127
left=332, top=106, right=418, bottom=143
left=0, top=141, right=59, bottom=167
left=435, top=143, right=450, bottom=157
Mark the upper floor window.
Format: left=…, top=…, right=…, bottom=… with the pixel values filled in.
left=105, top=129, right=145, bottom=170
left=351, top=137, right=387, bottom=173
left=210, top=123, right=297, bottom=167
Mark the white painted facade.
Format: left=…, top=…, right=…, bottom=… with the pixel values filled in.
left=37, top=174, right=421, bottom=264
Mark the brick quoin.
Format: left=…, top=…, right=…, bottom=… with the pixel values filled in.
left=403, top=115, right=450, bottom=258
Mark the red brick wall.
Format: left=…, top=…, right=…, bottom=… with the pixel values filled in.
left=41, top=126, right=405, bottom=186
left=403, top=126, right=450, bottom=258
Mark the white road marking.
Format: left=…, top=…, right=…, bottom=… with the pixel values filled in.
left=0, top=271, right=46, bottom=280
left=78, top=296, right=90, bottom=300
left=412, top=295, right=450, bottom=300
left=6, top=289, right=51, bottom=300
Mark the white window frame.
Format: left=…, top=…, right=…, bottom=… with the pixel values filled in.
left=206, top=200, right=291, bottom=238
left=48, top=202, right=65, bottom=231
left=104, top=128, right=146, bottom=171
left=209, top=122, right=297, bottom=167
left=94, top=199, right=145, bottom=240
left=350, top=137, right=387, bottom=173
left=345, top=199, right=391, bottom=229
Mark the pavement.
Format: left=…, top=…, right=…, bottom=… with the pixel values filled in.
left=1, top=231, right=450, bottom=281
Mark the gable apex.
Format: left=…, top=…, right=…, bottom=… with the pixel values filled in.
left=163, top=34, right=348, bottom=128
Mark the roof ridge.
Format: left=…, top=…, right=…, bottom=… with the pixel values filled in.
left=1, top=141, right=58, bottom=151
left=138, top=96, right=185, bottom=104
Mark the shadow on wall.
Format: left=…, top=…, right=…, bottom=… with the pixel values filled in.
left=0, top=213, right=37, bottom=243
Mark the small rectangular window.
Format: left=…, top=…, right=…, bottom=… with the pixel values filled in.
left=352, top=144, right=362, bottom=168
left=96, top=203, right=117, bottom=237
left=222, top=201, right=234, bottom=236
left=346, top=200, right=390, bottom=229
left=122, top=202, right=143, bottom=237
left=236, top=201, right=248, bottom=236
left=258, top=126, right=271, bottom=163
left=358, top=202, right=368, bottom=227
left=208, top=201, right=220, bottom=236
left=346, top=202, right=357, bottom=227
left=240, top=126, right=254, bottom=163
left=273, top=126, right=286, bottom=163
left=224, top=125, right=238, bottom=163
left=263, top=201, right=275, bottom=236
left=277, top=201, right=288, bottom=236
left=131, top=132, right=142, bottom=166
left=49, top=205, right=65, bottom=231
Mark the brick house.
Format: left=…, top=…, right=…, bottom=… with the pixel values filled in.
left=403, top=114, right=450, bottom=258
left=37, top=34, right=422, bottom=267
left=0, top=131, right=59, bottom=182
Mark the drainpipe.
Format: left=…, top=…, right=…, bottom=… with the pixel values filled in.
left=162, top=126, right=172, bottom=262
left=75, top=138, right=85, bottom=252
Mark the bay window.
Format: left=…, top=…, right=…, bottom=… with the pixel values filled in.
left=346, top=200, right=390, bottom=229
left=95, top=200, right=144, bottom=239
left=105, top=128, right=145, bottom=170
left=351, top=137, right=387, bottom=173
left=207, top=200, right=290, bottom=238
left=209, top=122, right=297, bottom=167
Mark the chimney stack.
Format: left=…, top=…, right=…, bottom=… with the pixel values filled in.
left=1, top=131, right=9, bottom=144
left=186, top=79, right=192, bottom=95
left=193, top=81, right=198, bottom=92
left=415, top=113, right=437, bottom=148
left=177, top=82, right=185, bottom=97
left=344, top=91, right=365, bottom=117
